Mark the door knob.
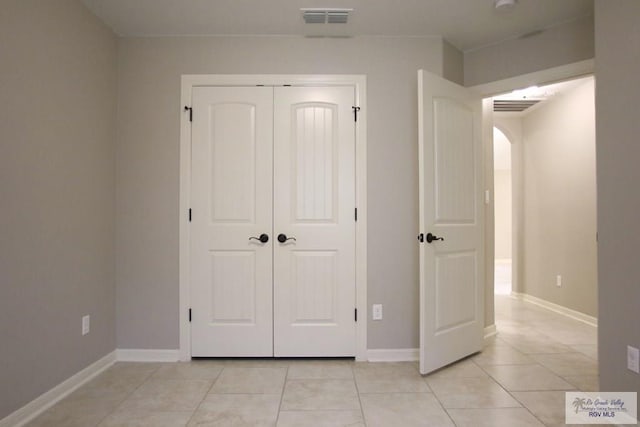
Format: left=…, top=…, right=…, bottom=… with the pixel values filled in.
left=277, top=233, right=297, bottom=243
left=425, top=232, right=444, bottom=243
left=249, top=233, right=269, bottom=243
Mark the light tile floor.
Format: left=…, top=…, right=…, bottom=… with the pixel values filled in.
left=26, top=295, right=598, bottom=426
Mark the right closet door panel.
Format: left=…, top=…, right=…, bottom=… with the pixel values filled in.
left=273, top=86, right=356, bottom=357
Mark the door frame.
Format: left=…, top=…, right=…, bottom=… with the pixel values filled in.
left=178, top=74, right=368, bottom=361
left=470, top=59, right=594, bottom=332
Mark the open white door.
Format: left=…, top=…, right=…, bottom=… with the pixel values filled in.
left=418, top=70, right=484, bottom=374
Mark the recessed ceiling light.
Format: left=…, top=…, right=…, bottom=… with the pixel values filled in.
left=494, top=0, right=518, bottom=12
left=511, top=86, right=540, bottom=98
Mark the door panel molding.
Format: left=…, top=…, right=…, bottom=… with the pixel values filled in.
left=179, top=74, right=367, bottom=361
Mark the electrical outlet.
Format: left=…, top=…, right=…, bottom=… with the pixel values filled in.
left=556, top=275, right=562, bottom=287
left=627, top=345, right=639, bottom=373
left=82, top=315, right=90, bottom=336
left=372, top=304, right=383, bottom=320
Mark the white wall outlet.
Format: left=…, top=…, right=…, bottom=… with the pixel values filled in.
left=372, top=304, right=383, bottom=320
left=627, top=345, right=639, bottom=373
left=82, top=315, right=90, bottom=336
left=556, top=275, right=562, bottom=287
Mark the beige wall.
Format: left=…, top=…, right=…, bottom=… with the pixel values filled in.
left=0, top=0, right=117, bottom=419
left=494, top=170, right=513, bottom=260
left=594, top=0, right=640, bottom=392
left=115, top=36, right=445, bottom=350
left=465, top=15, right=594, bottom=87
left=521, top=78, right=597, bottom=317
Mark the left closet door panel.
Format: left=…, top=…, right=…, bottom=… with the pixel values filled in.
left=190, top=87, right=274, bottom=357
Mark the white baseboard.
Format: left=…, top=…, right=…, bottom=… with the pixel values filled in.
left=511, top=292, right=598, bottom=327
left=0, top=351, right=116, bottom=427
left=116, top=349, right=181, bottom=362
left=484, top=324, right=498, bottom=340
left=367, top=348, right=419, bottom=362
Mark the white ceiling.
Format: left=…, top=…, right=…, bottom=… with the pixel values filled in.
left=81, top=0, right=593, bottom=51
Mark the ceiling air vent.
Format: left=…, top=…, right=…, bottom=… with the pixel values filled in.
left=327, top=10, right=349, bottom=24
left=302, top=8, right=352, bottom=24
left=493, top=99, right=540, bottom=112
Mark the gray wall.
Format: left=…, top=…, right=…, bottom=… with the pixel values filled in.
left=0, top=0, right=117, bottom=419
left=464, top=15, right=595, bottom=87
left=521, top=79, right=597, bottom=317
left=594, top=0, right=640, bottom=392
left=115, top=36, right=445, bottom=350
left=442, top=40, right=464, bottom=86
left=495, top=118, right=525, bottom=294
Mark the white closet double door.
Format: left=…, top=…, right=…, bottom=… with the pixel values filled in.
left=190, top=85, right=356, bottom=357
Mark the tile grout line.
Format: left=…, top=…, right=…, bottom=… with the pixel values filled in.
left=423, top=373, right=460, bottom=427
left=471, top=357, right=551, bottom=427
left=351, top=363, right=369, bottom=427
left=183, top=363, right=223, bottom=426
left=274, top=363, right=289, bottom=426
left=93, top=363, right=162, bottom=427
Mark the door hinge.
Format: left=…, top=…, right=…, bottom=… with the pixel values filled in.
left=352, top=106, right=360, bottom=122
left=184, top=106, right=193, bottom=122
left=189, top=308, right=192, bottom=322
left=355, top=308, right=358, bottom=322
left=189, top=208, right=192, bottom=222
left=355, top=207, right=358, bottom=222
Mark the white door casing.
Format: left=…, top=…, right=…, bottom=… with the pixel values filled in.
left=186, top=80, right=363, bottom=358
left=190, top=87, right=274, bottom=357
left=273, top=86, right=356, bottom=357
left=418, top=70, right=484, bottom=374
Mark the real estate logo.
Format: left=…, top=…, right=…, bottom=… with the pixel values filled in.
left=566, top=392, right=637, bottom=424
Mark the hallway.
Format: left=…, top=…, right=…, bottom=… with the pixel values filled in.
left=26, top=296, right=597, bottom=426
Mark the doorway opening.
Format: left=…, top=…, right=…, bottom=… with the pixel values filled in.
left=489, top=75, right=598, bottom=330
left=493, top=127, right=512, bottom=295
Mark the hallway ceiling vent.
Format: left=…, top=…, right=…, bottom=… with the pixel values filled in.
left=301, top=9, right=352, bottom=24
left=493, top=99, right=540, bottom=112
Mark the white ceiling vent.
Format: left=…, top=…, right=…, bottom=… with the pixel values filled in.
left=302, top=9, right=352, bottom=24
left=493, top=100, right=540, bottom=112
